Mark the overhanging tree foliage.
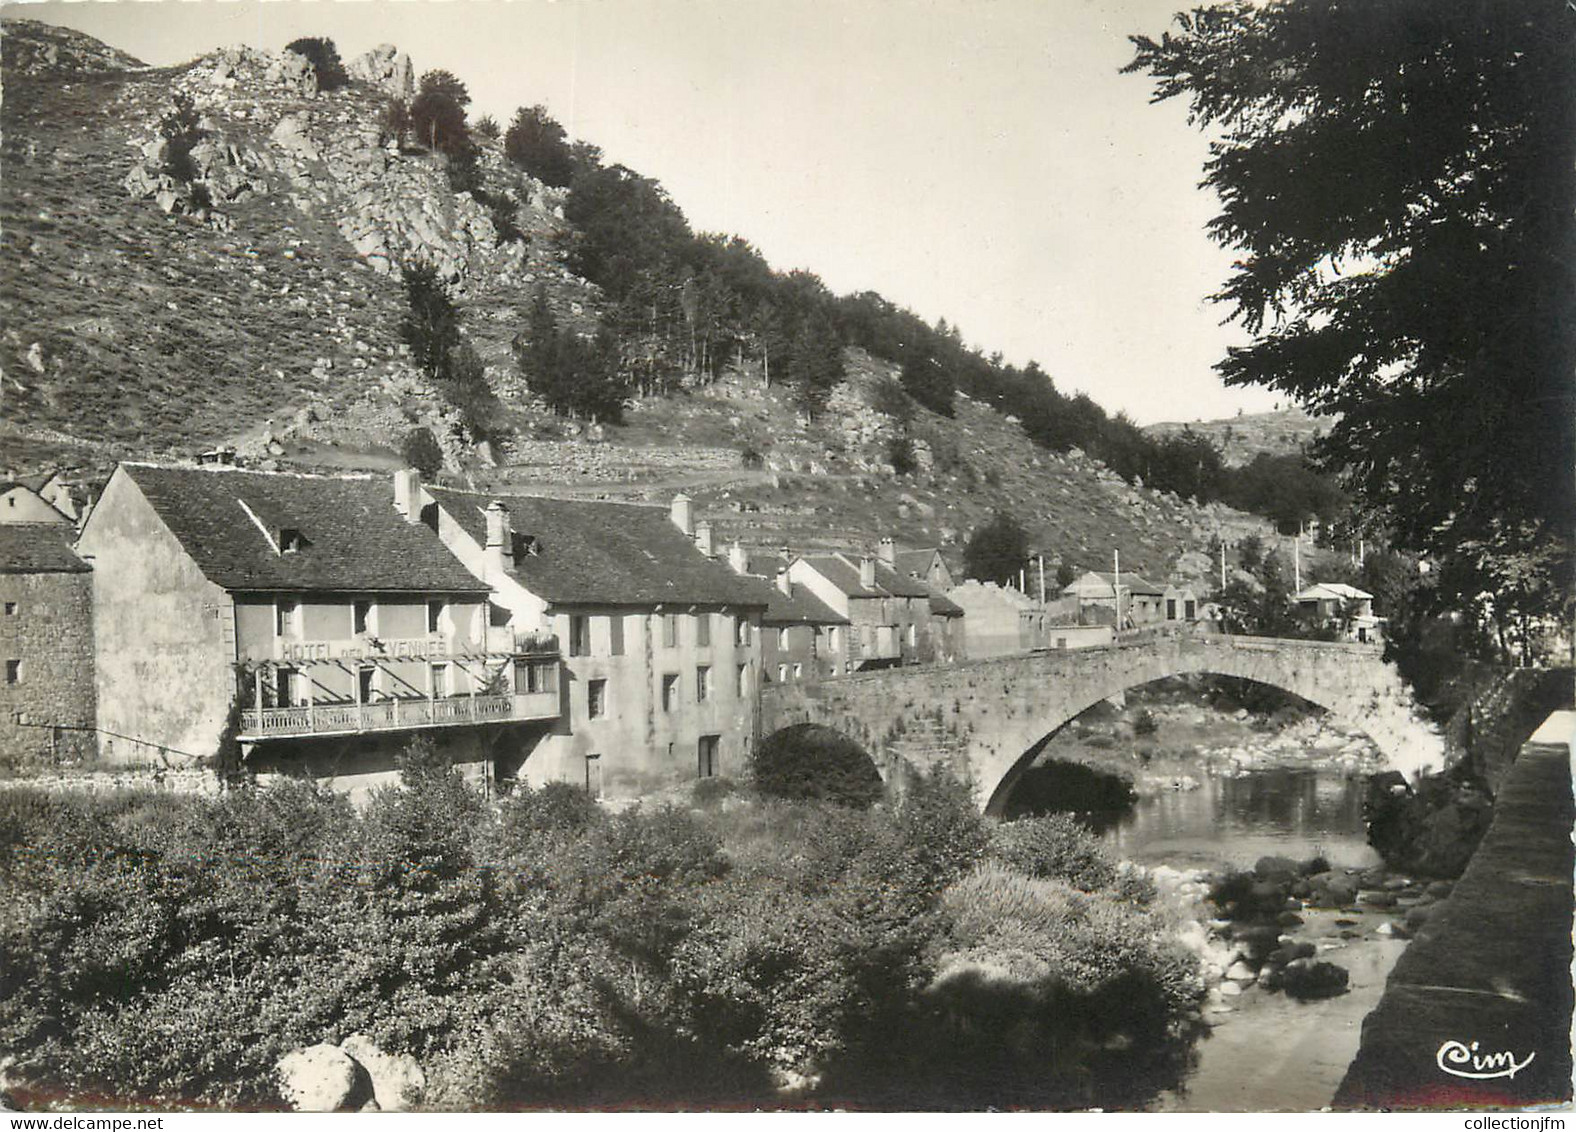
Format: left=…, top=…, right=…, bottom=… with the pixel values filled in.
left=1126, top=0, right=1575, bottom=618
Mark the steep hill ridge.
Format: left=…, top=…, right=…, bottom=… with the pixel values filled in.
left=0, top=18, right=1277, bottom=579
left=1145, top=406, right=1330, bottom=467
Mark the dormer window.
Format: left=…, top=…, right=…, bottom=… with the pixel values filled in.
left=279, top=528, right=303, bottom=554
left=515, top=533, right=541, bottom=557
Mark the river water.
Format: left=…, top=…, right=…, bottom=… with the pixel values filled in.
left=1038, top=762, right=1407, bottom=1111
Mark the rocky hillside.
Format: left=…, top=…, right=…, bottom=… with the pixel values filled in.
left=0, top=18, right=1279, bottom=579
left=1144, top=407, right=1331, bottom=467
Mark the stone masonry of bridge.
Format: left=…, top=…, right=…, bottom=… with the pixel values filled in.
left=760, top=634, right=1443, bottom=813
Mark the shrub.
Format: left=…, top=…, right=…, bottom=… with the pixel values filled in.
left=990, top=813, right=1122, bottom=894
left=1133, top=708, right=1159, bottom=737
left=157, top=93, right=203, bottom=184
left=751, top=723, right=883, bottom=809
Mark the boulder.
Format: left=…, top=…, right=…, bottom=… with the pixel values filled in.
left=1224, top=959, right=1258, bottom=982
left=1280, top=960, right=1349, bottom=1000
left=348, top=44, right=416, bottom=98
left=1267, top=941, right=1317, bottom=966
left=340, top=1034, right=424, bottom=1112
left=1277, top=911, right=1305, bottom=928
left=276, top=1044, right=365, bottom=1112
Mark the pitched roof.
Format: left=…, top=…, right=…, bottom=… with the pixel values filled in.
left=738, top=555, right=847, bottom=626
left=927, top=589, right=965, bottom=616
left=0, top=524, right=89, bottom=573
left=1066, top=570, right=1165, bottom=596
left=871, top=557, right=933, bottom=598
left=800, top=553, right=882, bottom=598
left=426, top=487, right=772, bottom=609
left=1296, top=582, right=1373, bottom=602
left=122, top=465, right=489, bottom=594
left=894, top=548, right=939, bottom=578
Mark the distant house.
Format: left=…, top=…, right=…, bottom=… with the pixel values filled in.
left=1163, top=584, right=1201, bottom=623
left=1293, top=582, right=1381, bottom=643
left=891, top=544, right=954, bottom=592
left=788, top=551, right=935, bottom=670
left=1063, top=570, right=1166, bottom=627
left=0, top=479, right=73, bottom=525
left=729, top=548, right=849, bottom=684
left=417, top=481, right=772, bottom=796
left=0, top=524, right=96, bottom=764
left=76, top=463, right=546, bottom=799
left=948, top=579, right=1107, bottom=657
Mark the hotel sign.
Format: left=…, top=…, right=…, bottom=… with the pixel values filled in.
left=278, top=636, right=451, bottom=663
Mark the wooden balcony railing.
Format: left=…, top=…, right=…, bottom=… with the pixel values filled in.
left=238, top=690, right=560, bottom=741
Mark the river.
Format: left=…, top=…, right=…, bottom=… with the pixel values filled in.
left=1019, top=752, right=1411, bottom=1111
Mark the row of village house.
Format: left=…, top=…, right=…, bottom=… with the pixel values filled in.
left=0, top=461, right=1371, bottom=801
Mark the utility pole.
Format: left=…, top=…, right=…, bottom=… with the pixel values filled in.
left=1294, top=535, right=1302, bottom=592
left=1113, top=548, right=1122, bottom=630
left=1037, top=555, right=1046, bottom=605
left=1220, top=539, right=1227, bottom=592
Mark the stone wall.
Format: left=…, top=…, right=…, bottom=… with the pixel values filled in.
left=761, top=634, right=1442, bottom=812
left=0, top=569, right=96, bottom=768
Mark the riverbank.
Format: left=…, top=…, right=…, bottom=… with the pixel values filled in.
left=1149, top=856, right=1443, bottom=1111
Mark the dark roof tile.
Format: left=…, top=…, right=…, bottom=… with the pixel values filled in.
left=0, top=524, right=88, bottom=573
left=123, top=465, right=488, bottom=594
left=427, top=487, right=772, bottom=609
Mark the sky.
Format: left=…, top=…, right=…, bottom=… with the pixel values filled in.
left=5, top=0, right=1285, bottom=426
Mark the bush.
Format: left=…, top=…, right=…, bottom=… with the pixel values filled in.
left=751, top=723, right=883, bottom=809
left=989, top=813, right=1122, bottom=894
left=1132, top=708, right=1159, bottom=737
left=157, top=93, right=203, bottom=184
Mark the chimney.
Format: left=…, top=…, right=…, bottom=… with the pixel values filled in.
left=878, top=537, right=896, bottom=566
left=670, top=492, right=693, bottom=536
left=776, top=568, right=792, bottom=597
left=484, top=499, right=514, bottom=578
left=727, top=540, right=749, bottom=575
left=860, top=556, right=876, bottom=589
left=393, top=467, right=421, bottom=522
left=694, top=520, right=714, bottom=558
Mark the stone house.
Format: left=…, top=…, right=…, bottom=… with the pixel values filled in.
left=892, top=544, right=954, bottom=591
left=1063, top=570, right=1167, bottom=628
left=1293, top=582, right=1381, bottom=643
left=1163, top=584, right=1201, bottom=622
left=0, top=524, right=96, bottom=765
left=76, top=463, right=556, bottom=799
left=728, top=548, right=849, bottom=684
left=414, top=478, right=772, bottom=797
left=788, top=552, right=934, bottom=670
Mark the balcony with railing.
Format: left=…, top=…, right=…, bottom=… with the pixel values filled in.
left=238, top=633, right=563, bottom=742
left=239, top=688, right=560, bottom=740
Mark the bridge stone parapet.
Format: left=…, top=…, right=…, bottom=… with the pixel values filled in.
left=759, top=635, right=1443, bottom=812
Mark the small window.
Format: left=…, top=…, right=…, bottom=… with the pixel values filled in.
left=4, top=659, right=19, bottom=685
left=792, top=662, right=803, bottom=680
left=588, top=678, right=607, bottom=719
left=777, top=627, right=790, bottom=650
left=2, top=602, right=15, bottom=616
left=517, top=659, right=557, bottom=694
left=696, top=665, right=710, bottom=702
left=777, top=663, right=788, bottom=684
left=608, top=616, right=624, bottom=656
left=828, top=627, right=840, bottom=652
left=427, top=600, right=445, bottom=634
left=735, top=616, right=749, bottom=646
left=696, top=613, right=711, bottom=647
left=662, top=614, right=678, bottom=649
left=353, top=600, right=373, bottom=636
left=279, top=528, right=303, bottom=554
left=430, top=662, right=450, bottom=697
left=661, top=673, right=679, bottom=712
left=357, top=665, right=376, bottom=704
left=569, top=615, right=590, bottom=657
left=907, top=623, right=917, bottom=647
left=698, top=735, right=720, bottom=778
left=276, top=599, right=299, bottom=637
left=736, top=664, right=748, bottom=697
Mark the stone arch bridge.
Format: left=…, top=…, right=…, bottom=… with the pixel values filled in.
left=759, top=634, right=1443, bottom=813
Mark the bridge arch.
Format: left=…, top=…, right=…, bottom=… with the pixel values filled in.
left=758, top=634, right=1442, bottom=813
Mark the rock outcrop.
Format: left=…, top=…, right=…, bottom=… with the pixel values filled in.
left=347, top=43, right=415, bottom=99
